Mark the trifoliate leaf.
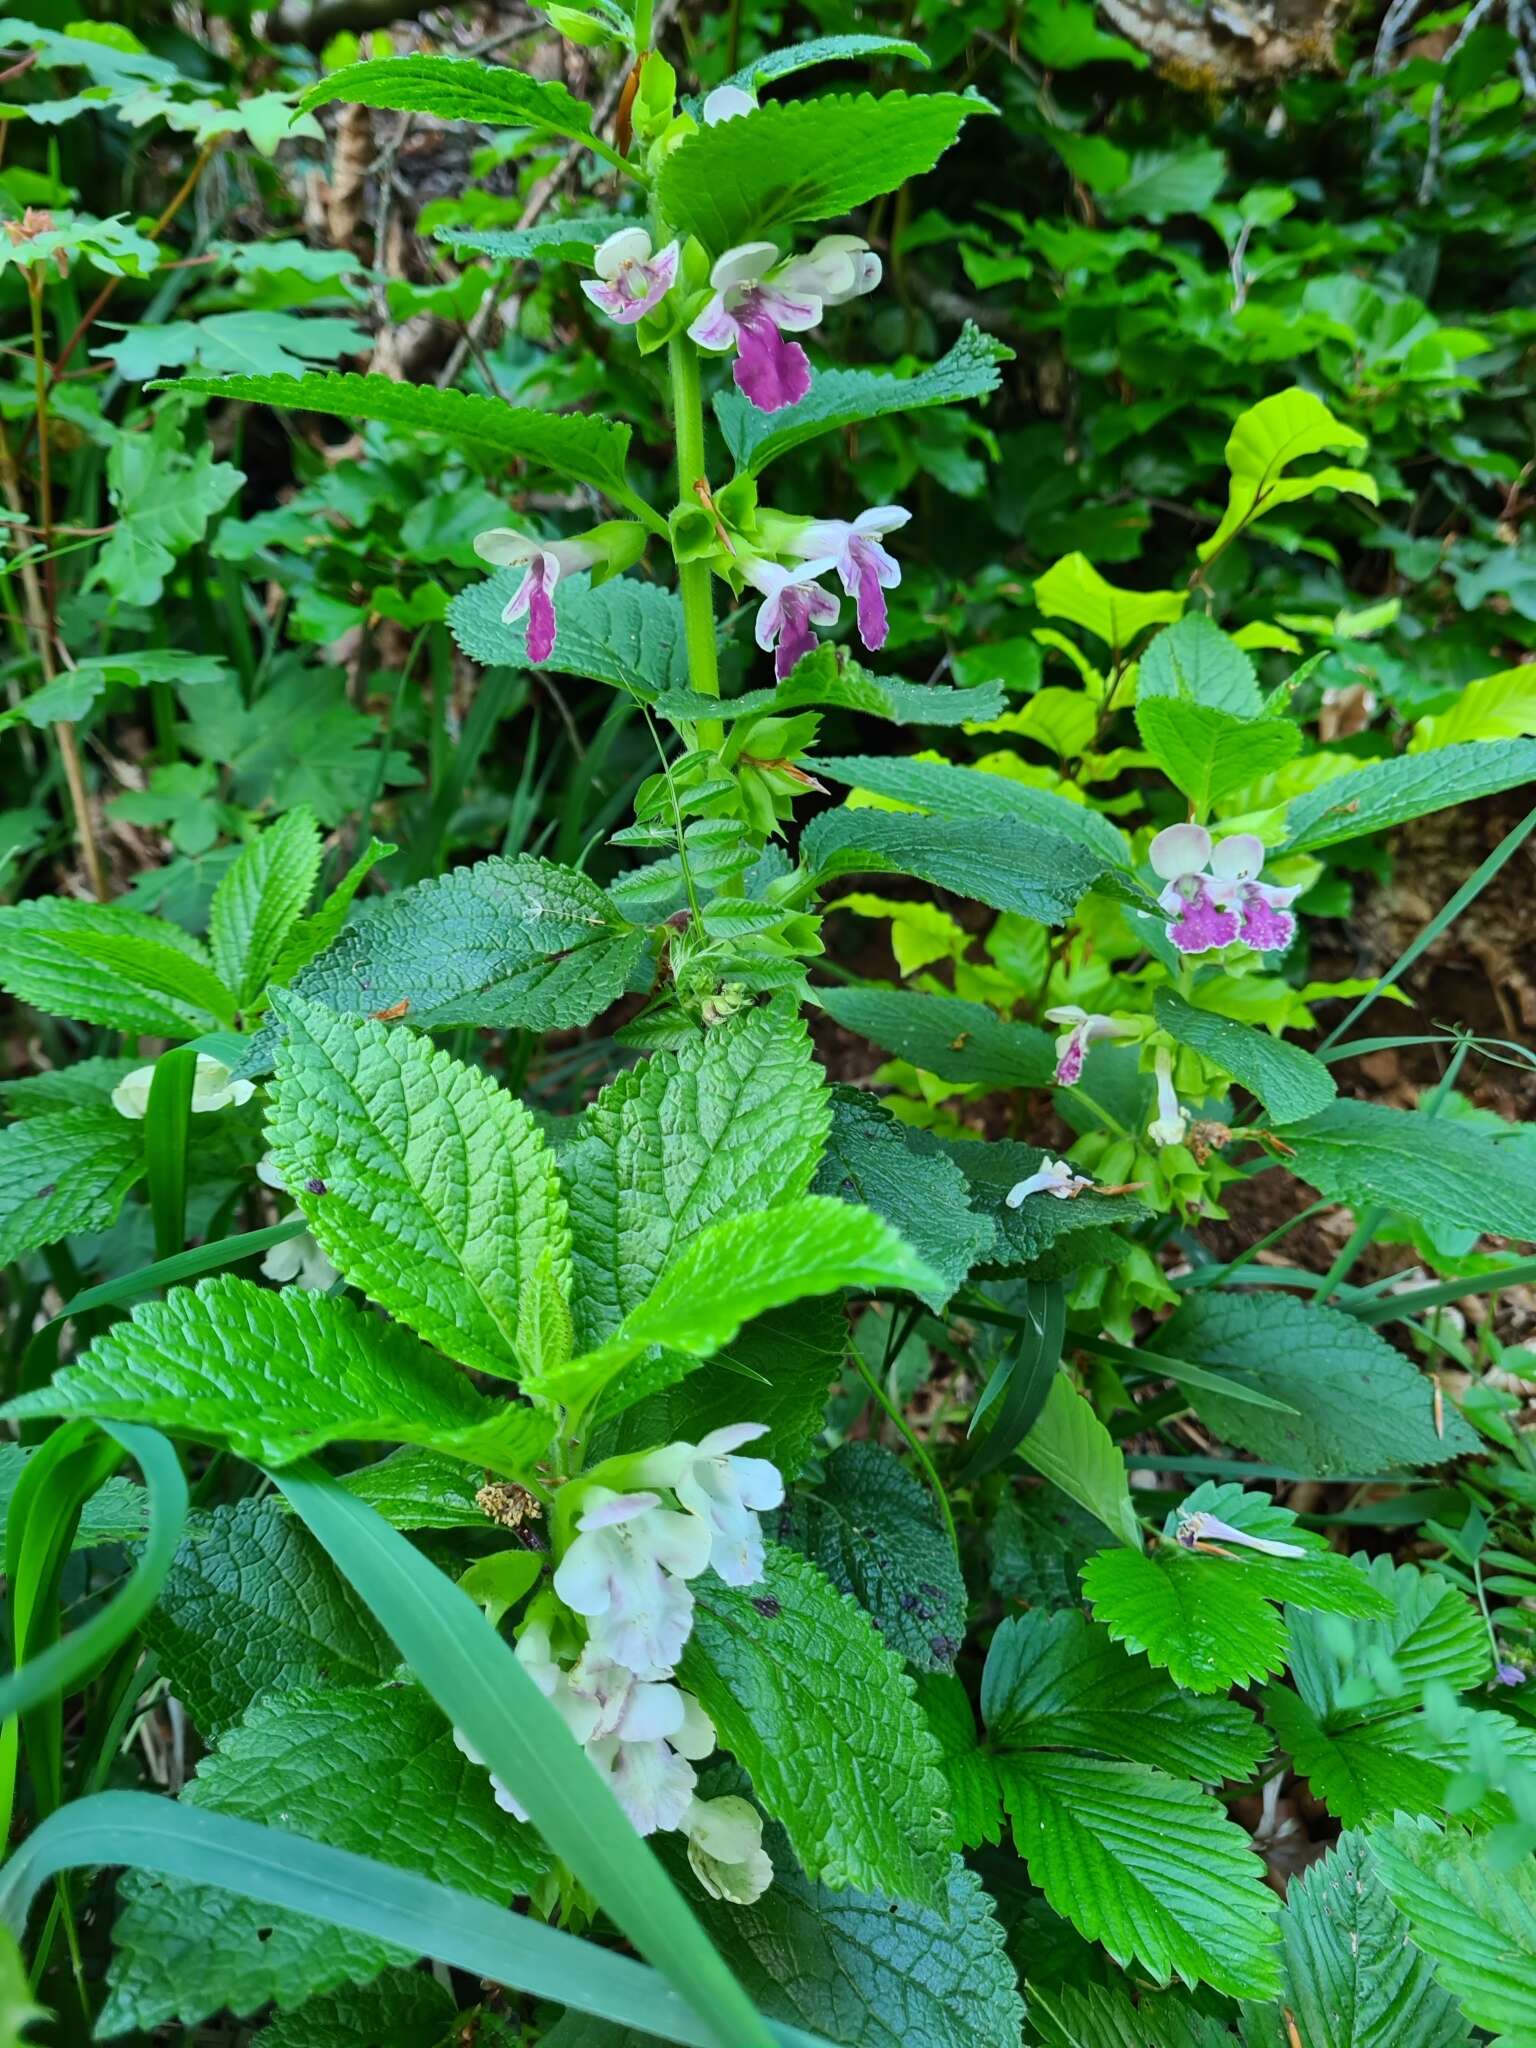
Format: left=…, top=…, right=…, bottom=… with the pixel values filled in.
left=141, top=1499, right=393, bottom=1740
left=1371, top=1820, right=1536, bottom=2048
left=680, top=1543, right=953, bottom=1905
left=3, top=1276, right=553, bottom=1475
left=267, top=995, right=570, bottom=1378
left=0, top=1106, right=143, bottom=1264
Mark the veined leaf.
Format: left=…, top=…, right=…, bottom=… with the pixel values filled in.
left=1134, top=698, right=1300, bottom=813
left=1281, top=739, right=1536, bottom=853
left=815, top=987, right=1056, bottom=1090
left=721, top=32, right=929, bottom=92
left=1150, top=1290, right=1473, bottom=1476
left=1200, top=388, right=1376, bottom=562
left=1153, top=988, right=1336, bottom=1124
left=1286, top=1554, right=1491, bottom=1724
left=1410, top=667, right=1536, bottom=751
left=299, top=53, right=627, bottom=166
left=653, top=650, right=1007, bottom=728
left=981, top=1609, right=1270, bottom=1784
left=680, top=1543, right=953, bottom=1905
left=1032, top=553, right=1184, bottom=649
left=715, top=323, right=1011, bottom=476
left=1371, top=1820, right=1536, bottom=2048
left=209, top=804, right=321, bottom=1009
left=995, top=1750, right=1281, bottom=1998
left=1018, top=1372, right=1143, bottom=1551
left=450, top=572, right=686, bottom=694
left=0, top=899, right=232, bottom=1036
left=917, top=1675, right=1004, bottom=1851
left=3, top=1276, right=554, bottom=1475
left=0, top=1108, right=143, bottom=1265
left=815, top=751, right=1131, bottom=865
left=332, top=1448, right=493, bottom=1531
left=657, top=91, right=991, bottom=252
left=251, top=1971, right=455, bottom=2048
left=1283, top=1096, right=1536, bottom=1244
left=165, top=371, right=638, bottom=504
left=268, top=994, right=571, bottom=1377
left=1138, top=615, right=1264, bottom=716
left=436, top=211, right=637, bottom=266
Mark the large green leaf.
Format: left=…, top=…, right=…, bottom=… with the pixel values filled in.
left=783, top=1441, right=966, bottom=1671
left=1151, top=1291, right=1473, bottom=1475
left=815, top=988, right=1056, bottom=1090
left=1153, top=988, right=1335, bottom=1124
left=715, top=323, right=1011, bottom=476
left=1243, top=1832, right=1469, bottom=2048
left=167, top=371, right=637, bottom=502
left=0, top=1107, right=143, bottom=1265
left=680, top=1543, right=952, bottom=1905
left=300, top=52, right=627, bottom=165
left=1138, top=616, right=1264, bottom=716
left=267, top=994, right=570, bottom=1377
left=1281, top=739, right=1536, bottom=854
left=3, top=1276, right=553, bottom=1474
left=1284, top=1097, right=1536, bottom=1244
left=251, top=1970, right=455, bottom=2048
left=1371, top=1821, right=1536, bottom=2048
left=811, top=1089, right=992, bottom=1310
left=815, top=752, right=1131, bottom=865
left=1032, top=553, right=1184, bottom=648
left=980, top=1609, right=1269, bottom=1784
left=140, top=1499, right=393, bottom=1740
left=239, top=854, right=645, bottom=1073
left=995, top=1750, right=1281, bottom=1998
left=1199, top=388, right=1377, bottom=562
left=99, top=1684, right=547, bottom=2034
left=449, top=573, right=687, bottom=694
left=657, top=91, right=990, bottom=251
left=1134, top=698, right=1300, bottom=812
left=562, top=998, right=829, bottom=1350
left=209, top=805, right=321, bottom=1009
left=653, top=650, right=1006, bottom=729
left=1285, top=1554, right=1490, bottom=1723
left=0, top=899, right=231, bottom=1036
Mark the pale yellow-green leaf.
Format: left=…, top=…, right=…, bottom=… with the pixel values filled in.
left=1033, top=555, right=1185, bottom=650
left=1410, top=669, right=1536, bottom=752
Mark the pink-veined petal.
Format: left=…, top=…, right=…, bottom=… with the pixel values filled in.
left=756, top=282, right=824, bottom=333
left=687, top=294, right=739, bottom=352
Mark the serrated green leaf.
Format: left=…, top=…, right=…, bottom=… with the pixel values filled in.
left=99, top=1685, right=546, bottom=2035
left=267, top=834, right=394, bottom=991
left=1248, top=1831, right=1470, bottom=2048
left=1371, top=1821, right=1536, bottom=2048
left=251, top=1967, right=456, bottom=2048
left=988, top=1485, right=1109, bottom=1611
left=449, top=572, right=686, bottom=693
left=90, top=411, right=244, bottom=606
left=1151, top=1291, right=1473, bottom=1476
left=1283, top=1097, right=1536, bottom=1244
left=141, top=1499, right=393, bottom=1740
left=1199, top=389, right=1376, bottom=563
left=811, top=1090, right=991, bottom=1311
left=1032, top=554, right=1185, bottom=649
left=301, top=52, right=617, bottom=158
left=981, top=1609, right=1270, bottom=1783
left=562, top=998, right=830, bottom=1351
left=815, top=752, right=1131, bottom=864
left=165, top=371, right=636, bottom=502
left=1017, top=1373, right=1143, bottom=1551
left=915, top=1673, right=1003, bottom=1850
left=1286, top=1554, right=1491, bottom=1724
left=1281, top=740, right=1536, bottom=854
left=996, top=1750, right=1280, bottom=1998
left=657, top=91, right=989, bottom=252
left=210, top=805, right=321, bottom=1008
left=653, top=650, right=1006, bottom=729
left=1, top=1055, right=142, bottom=1118
left=3, top=1276, right=553, bottom=1474
left=332, top=1447, right=494, bottom=1530
left=800, top=808, right=1148, bottom=924
left=784, top=1441, right=965, bottom=1670
left=1153, top=988, right=1335, bottom=1124
left=268, top=994, right=570, bottom=1377
left=680, top=1543, right=952, bottom=1904
left=722, top=32, right=929, bottom=92
left=1138, top=616, right=1264, bottom=716
left=1135, top=698, right=1300, bottom=813
left=0, top=899, right=231, bottom=1036
left=715, top=322, right=1010, bottom=476
left=240, top=854, right=643, bottom=1069
left=436, top=210, right=636, bottom=265
left=816, top=988, right=1056, bottom=1091
left=0, top=1106, right=143, bottom=1264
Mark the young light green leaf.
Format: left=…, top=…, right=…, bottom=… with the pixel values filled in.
left=657, top=91, right=991, bottom=252
left=1153, top=988, right=1335, bottom=1124
left=1032, top=553, right=1185, bottom=648
left=680, top=1543, right=953, bottom=1905
left=783, top=1441, right=966, bottom=1670
left=267, top=994, right=571, bottom=1377
left=1283, top=1096, right=1536, bottom=1244
left=1199, top=388, right=1377, bottom=562
left=209, top=805, right=322, bottom=1008
left=0, top=1107, right=143, bottom=1264
left=995, top=1750, right=1281, bottom=1998
left=715, top=323, right=1011, bottom=476
left=3, top=1276, right=553, bottom=1474
left=141, top=1499, right=394, bottom=1739
left=450, top=573, right=687, bottom=695
left=562, top=998, right=830, bottom=1349
left=1134, top=698, right=1300, bottom=813
left=0, top=899, right=233, bottom=1035
left=1138, top=615, right=1264, bottom=716
left=1281, top=739, right=1536, bottom=853
left=1370, top=1821, right=1536, bottom=2048
left=1151, top=1290, right=1473, bottom=1476
left=1017, top=1372, right=1143, bottom=1551
left=981, top=1609, right=1270, bottom=1784
left=99, top=1685, right=547, bottom=2036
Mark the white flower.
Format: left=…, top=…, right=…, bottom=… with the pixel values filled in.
left=590, top=1731, right=698, bottom=1835
left=1005, top=1157, right=1092, bottom=1208
left=775, top=233, right=881, bottom=306
left=635, top=1425, right=784, bottom=1587
left=701, top=84, right=757, bottom=124
left=552, top=1487, right=712, bottom=1679
left=261, top=1231, right=339, bottom=1291
left=1147, top=1045, right=1188, bottom=1149
left=111, top=1053, right=255, bottom=1121
left=685, top=1794, right=773, bottom=1905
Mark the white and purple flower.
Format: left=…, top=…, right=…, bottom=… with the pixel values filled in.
left=1148, top=823, right=1241, bottom=956
left=472, top=528, right=602, bottom=666
left=746, top=558, right=841, bottom=679
left=552, top=1487, right=712, bottom=1679
left=1045, top=1005, right=1138, bottom=1087
left=581, top=226, right=680, bottom=326
left=791, top=505, right=908, bottom=653
left=635, top=1424, right=785, bottom=1587
left=1005, top=1157, right=1093, bottom=1208
left=687, top=236, right=880, bottom=413
left=1209, top=832, right=1301, bottom=954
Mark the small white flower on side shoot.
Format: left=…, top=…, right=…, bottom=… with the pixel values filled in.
left=1175, top=1511, right=1306, bottom=1558
left=1005, top=1158, right=1092, bottom=1208
left=685, top=1794, right=774, bottom=1905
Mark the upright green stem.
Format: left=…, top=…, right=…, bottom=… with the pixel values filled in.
left=666, top=334, right=723, bottom=750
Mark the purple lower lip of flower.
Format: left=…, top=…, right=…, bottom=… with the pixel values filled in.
left=1237, top=889, right=1296, bottom=952
left=1054, top=1035, right=1086, bottom=1086
left=1168, top=883, right=1241, bottom=955
left=732, top=301, right=811, bottom=413
left=849, top=538, right=891, bottom=651
left=774, top=595, right=819, bottom=678
left=1496, top=1661, right=1527, bottom=1686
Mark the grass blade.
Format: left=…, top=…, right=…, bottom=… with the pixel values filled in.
left=0, top=1793, right=834, bottom=2048
left=143, top=1048, right=196, bottom=1260
left=274, top=1463, right=777, bottom=2048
